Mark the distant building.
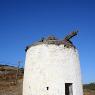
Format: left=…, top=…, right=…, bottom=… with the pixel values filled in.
left=23, top=32, right=83, bottom=95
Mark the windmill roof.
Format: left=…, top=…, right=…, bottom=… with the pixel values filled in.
left=25, top=31, right=78, bottom=52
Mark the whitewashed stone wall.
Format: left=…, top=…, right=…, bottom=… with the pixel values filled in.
left=23, top=44, right=83, bottom=95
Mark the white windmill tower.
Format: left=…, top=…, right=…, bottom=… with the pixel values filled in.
left=23, top=31, right=83, bottom=95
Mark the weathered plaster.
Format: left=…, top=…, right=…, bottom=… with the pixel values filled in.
left=23, top=44, right=83, bottom=95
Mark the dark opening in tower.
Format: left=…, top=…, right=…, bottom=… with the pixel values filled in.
left=65, top=83, right=73, bottom=95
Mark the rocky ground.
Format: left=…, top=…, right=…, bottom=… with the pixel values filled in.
left=84, top=89, right=95, bottom=95
left=0, top=79, right=23, bottom=95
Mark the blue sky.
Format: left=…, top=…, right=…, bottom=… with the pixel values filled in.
left=0, top=0, right=95, bottom=83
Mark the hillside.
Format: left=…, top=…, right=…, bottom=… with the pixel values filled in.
left=0, top=65, right=23, bottom=95
left=83, top=83, right=95, bottom=95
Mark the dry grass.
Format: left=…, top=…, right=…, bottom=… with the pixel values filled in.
left=0, top=79, right=23, bottom=95
left=84, top=89, right=95, bottom=95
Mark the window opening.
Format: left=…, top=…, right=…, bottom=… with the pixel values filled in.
left=46, top=87, right=49, bottom=90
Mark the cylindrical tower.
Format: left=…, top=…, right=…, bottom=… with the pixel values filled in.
left=23, top=32, right=83, bottom=95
